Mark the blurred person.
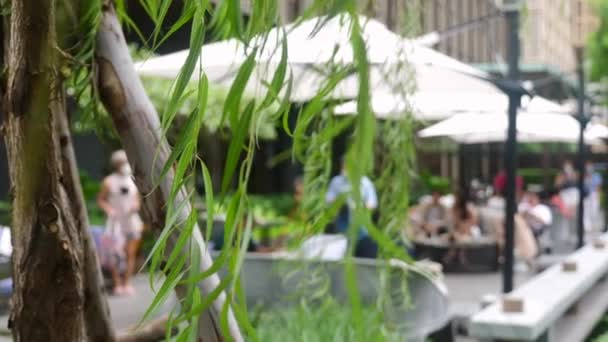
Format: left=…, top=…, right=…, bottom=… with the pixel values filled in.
left=519, top=190, right=552, bottom=238
left=97, top=150, right=143, bottom=295
left=443, top=189, right=479, bottom=266
left=487, top=170, right=524, bottom=220
left=554, top=160, right=580, bottom=223
left=486, top=174, right=538, bottom=267
left=326, top=157, right=378, bottom=258
left=549, top=188, right=574, bottom=218
left=418, top=190, right=450, bottom=238
left=451, top=189, right=479, bottom=241
left=492, top=170, right=524, bottom=201
left=585, top=161, right=603, bottom=232
left=555, top=160, right=577, bottom=190
left=98, top=219, right=126, bottom=295
left=289, top=176, right=305, bottom=219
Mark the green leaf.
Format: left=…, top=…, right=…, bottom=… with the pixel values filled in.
left=187, top=286, right=202, bottom=340
left=152, top=0, right=198, bottom=51
left=210, top=0, right=243, bottom=39
left=163, top=210, right=198, bottom=274
left=259, top=32, right=288, bottom=110
left=141, top=267, right=186, bottom=325
left=200, top=160, right=216, bottom=242
left=151, top=0, right=175, bottom=48
left=230, top=278, right=260, bottom=342
left=220, top=48, right=257, bottom=130
left=158, top=75, right=208, bottom=186
left=145, top=191, right=193, bottom=289
left=221, top=188, right=245, bottom=246
left=159, top=2, right=206, bottom=136
left=181, top=249, right=229, bottom=284
left=220, top=101, right=254, bottom=193
left=178, top=274, right=233, bottom=324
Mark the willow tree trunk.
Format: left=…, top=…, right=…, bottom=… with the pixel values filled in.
left=3, top=0, right=87, bottom=340
left=55, top=102, right=118, bottom=342
left=96, top=1, right=243, bottom=341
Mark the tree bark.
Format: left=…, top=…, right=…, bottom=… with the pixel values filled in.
left=55, top=102, right=118, bottom=342
left=117, top=317, right=176, bottom=342
left=95, top=1, right=243, bottom=341
left=58, top=104, right=175, bottom=342
left=3, top=0, right=86, bottom=340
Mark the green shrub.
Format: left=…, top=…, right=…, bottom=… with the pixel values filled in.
left=80, top=170, right=101, bottom=203
left=203, top=193, right=297, bottom=222
left=518, top=168, right=558, bottom=188
left=80, top=170, right=105, bottom=226
left=409, top=171, right=451, bottom=204
left=252, top=299, right=406, bottom=342
left=0, top=201, right=9, bottom=226
left=588, top=313, right=608, bottom=341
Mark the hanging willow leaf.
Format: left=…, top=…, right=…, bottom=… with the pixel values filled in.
left=141, top=266, right=186, bottom=324
left=159, top=2, right=206, bottom=136
left=120, top=0, right=421, bottom=340
left=145, top=190, right=193, bottom=289
left=152, top=0, right=198, bottom=51
left=151, top=0, right=175, bottom=47
left=259, top=33, right=288, bottom=110
left=159, top=75, right=208, bottom=189
left=221, top=48, right=257, bottom=130
left=178, top=274, right=233, bottom=325
left=221, top=100, right=254, bottom=193
left=162, top=209, right=198, bottom=275
left=210, top=0, right=244, bottom=39
left=199, top=160, right=216, bottom=242
left=245, top=0, right=278, bottom=40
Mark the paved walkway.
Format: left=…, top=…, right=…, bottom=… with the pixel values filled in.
left=0, top=274, right=174, bottom=341
left=0, top=259, right=579, bottom=341
left=445, top=271, right=532, bottom=322
left=444, top=270, right=534, bottom=341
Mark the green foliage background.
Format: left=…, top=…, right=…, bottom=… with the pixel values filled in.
left=62, top=0, right=420, bottom=340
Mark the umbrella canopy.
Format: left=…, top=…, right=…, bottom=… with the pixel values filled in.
left=333, top=92, right=570, bottom=121
left=134, top=15, right=503, bottom=103
left=417, top=111, right=608, bottom=144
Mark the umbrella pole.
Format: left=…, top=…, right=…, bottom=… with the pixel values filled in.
left=502, top=7, right=521, bottom=294
left=575, top=46, right=588, bottom=249
left=459, top=145, right=467, bottom=191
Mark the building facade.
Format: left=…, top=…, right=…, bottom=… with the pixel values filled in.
left=274, top=0, right=598, bottom=73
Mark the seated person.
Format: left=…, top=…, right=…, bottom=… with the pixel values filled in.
left=419, top=191, right=450, bottom=237
left=443, top=190, right=479, bottom=265
left=519, top=190, right=552, bottom=238
left=486, top=175, right=538, bottom=264
left=289, top=176, right=305, bottom=221
left=486, top=212, right=538, bottom=265
left=326, top=158, right=378, bottom=258
left=451, top=190, right=479, bottom=242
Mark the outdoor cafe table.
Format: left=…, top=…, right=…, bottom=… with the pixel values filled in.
left=413, top=236, right=499, bottom=272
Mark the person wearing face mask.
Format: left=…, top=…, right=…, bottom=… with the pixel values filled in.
left=555, top=160, right=580, bottom=222
left=556, top=160, right=577, bottom=190
left=326, top=157, right=379, bottom=258
left=97, top=150, right=143, bottom=295
left=585, top=161, right=603, bottom=232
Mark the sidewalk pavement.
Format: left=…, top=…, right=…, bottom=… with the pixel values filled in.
left=0, top=274, right=175, bottom=341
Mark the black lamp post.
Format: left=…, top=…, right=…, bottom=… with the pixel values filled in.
left=499, top=0, right=523, bottom=294
left=574, top=46, right=588, bottom=249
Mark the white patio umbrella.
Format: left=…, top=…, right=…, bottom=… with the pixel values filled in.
left=136, top=15, right=401, bottom=102
left=333, top=92, right=570, bottom=121
left=134, top=15, right=504, bottom=104
left=417, top=111, right=608, bottom=144
left=330, top=40, right=572, bottom=120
